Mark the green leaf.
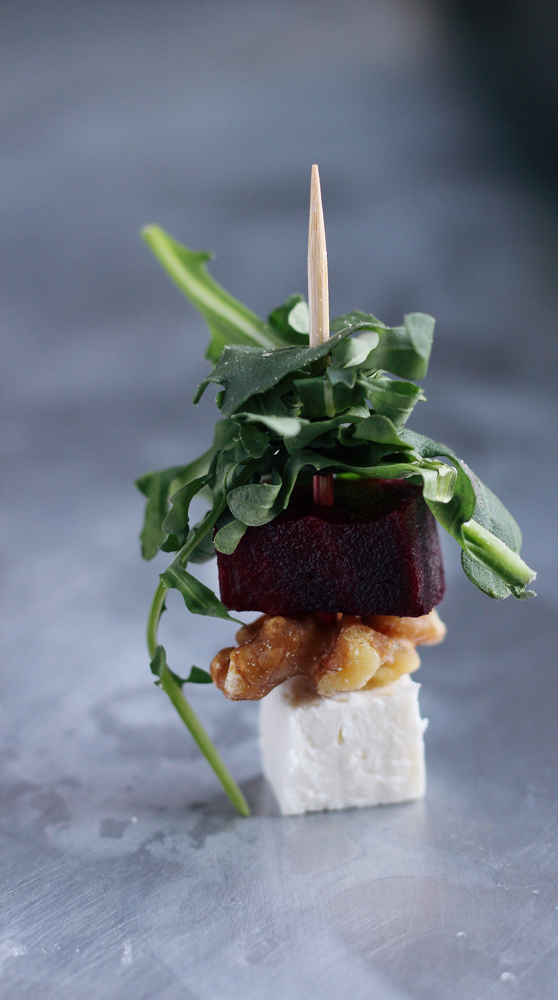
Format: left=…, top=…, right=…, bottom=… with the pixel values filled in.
left=150, top=646, right=212, bottom=686
left=293, top=376, right=365, bottom=419
left=360, top=375, right=425, bottom=427
left=136, top=448, right=214, bottom=560
left=284, top=409, right=368, bottom=454
left=192, top=330, right=350, bottom=417
left=330, top=310, right=385, bottom=333
left=163, top=477, right=207, bottom=536
left=418, top=461, right=458, bottom=503
left=227, top=469, right=282, bottom=526
left=211, top=450, right=247, bottom=506
left=330, top=331, right=380, bottom=369
left=150, top=644, right=167, bottom=679
left=327, top=364, right=358, bottom=388
left=461, top=519, right=534, bottom=586
left=213, top=418, right=241, bottom=452
left=330, top=311, right=433, bottom=379
left=353, top=414, right=409, bottom=446
left=186, top=527, right=216, bottom=564
left=183, top=666, right=213, bottom=684
left=239, top=412, right=305, bottom=438
left=142, top=225, right=281, bottom=360
left=159, top=533, right=183, bottom=553
left=267, top=294, right=309, bottom=345
left=399, top=429, right=535, bottom=598
left=365, top=314, right=434, bottom=380
left=239, top=422, right=269, bottom=458
left=160, top=563, right=241, bottom=622
left=214, top=518, right=248, bottom=553
left=288, top=300, right=310, bottom=333
left=458, top=467, right=532, bottom=598
left=136, top=467, right=188, bottom=560
left=403, top=313, right=435, bottom=377
left=463, top=464, right=522, bottom=552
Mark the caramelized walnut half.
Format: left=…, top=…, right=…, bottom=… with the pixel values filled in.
left=210, top=609, right=445, bottom=701
left=363, top=609, right=446, bottom=646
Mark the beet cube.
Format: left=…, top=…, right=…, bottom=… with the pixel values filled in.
left=217, top=478, right=444, bottom=617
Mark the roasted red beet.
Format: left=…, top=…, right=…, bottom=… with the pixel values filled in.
left=217, top=478, right=445, bottom=617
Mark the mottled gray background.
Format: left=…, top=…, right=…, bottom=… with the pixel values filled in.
left=1, top=2, right=557, bottom=998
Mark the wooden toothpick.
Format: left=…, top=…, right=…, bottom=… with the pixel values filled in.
left=308, top=164, right=334, bottom=506
left=308, top=164, right=330, bottom=348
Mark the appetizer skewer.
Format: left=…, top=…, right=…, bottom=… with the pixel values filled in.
left=138, top=167, right=536, bottom=815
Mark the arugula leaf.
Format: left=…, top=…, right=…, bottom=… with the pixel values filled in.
left=330, top=310, right=385, bottom=332
left=160, top=563, right=241, bottom=622
left=239, top=422, right=269, bottom=458
left=284, top=410, right=366, bottom=454
left=163, top=477, right=207, bottom=536
left=293, top=376, right=365, bottom=419
left=459, top=468, right=529, bottom=598
left=149, top=643, right=167, bottom=679
left=288, top=300, right=310, bottom=333
left=214, top=518, right=248, bottom=553
left=399, top=429, right=535, bottom=597
left=418, top=461, right=458, bottom=503
left=238, top=412, right=305, bottom=438
left=185, top=666, right=214, bottom=684
left=227, top=469, right=282, bottom=526
left=353, top=414, right=410, bottom=446
left=192, top=331, right=351, bottom=416
left=402, top=313, right=436, bottom=378
left=159, top=533, right=183, bottom=553
left=461, top=521, right=534, bottom=598
left=359, top=375, right=425, bottom=427
left=186, top=528, right=216, bottom=564
left=142, top=226, right=281, bottom=360
left=330, top=311, right=434, bottom=379
left=365, top=313, right=435, bottom=380
left=330, top=331, right=380, bottom=369
left=150, top=645, right=212, bottom=685
left=136, top=448, right=214, bottom=559
left=266, top=448, right=419, bottom=520
left=268, top=294, right=309, bottom=345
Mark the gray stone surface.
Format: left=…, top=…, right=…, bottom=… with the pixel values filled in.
left=1, top=2, right=557, bottom=998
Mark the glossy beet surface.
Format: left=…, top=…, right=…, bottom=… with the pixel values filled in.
left=217, top=478, right=445, bottom=616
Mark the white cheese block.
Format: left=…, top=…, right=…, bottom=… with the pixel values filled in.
left=259, top=674, right=428, bottom=815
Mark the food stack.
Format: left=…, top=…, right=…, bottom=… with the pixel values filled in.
left=211, top=167, right=445, bottom=813
left=139, top=168, right=535, bottom=818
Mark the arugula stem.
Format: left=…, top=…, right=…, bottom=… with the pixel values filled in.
left=145, top=463, right=264, bottom=818
left=147, top=579, right=168, bottom=658
left=147, top=583, right=250, bottom=816
left=159, top=664, right=250, bottom=817
left=461, top=519, right=536, bottom=587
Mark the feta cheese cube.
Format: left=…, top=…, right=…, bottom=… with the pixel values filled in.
left=259, top=674, right=427, bottom=815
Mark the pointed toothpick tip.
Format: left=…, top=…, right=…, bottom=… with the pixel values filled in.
left=308, top=164, right=329, bottom=348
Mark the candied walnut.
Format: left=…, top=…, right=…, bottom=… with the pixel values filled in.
left=211, top=611, right=431, bottom=701
left=315, top=621, right=419, bottom=695
left=212, top=614, right=336, bottom=700
left=314, top=620, right=383, bottom=695
left=362, top=641, right=419, bottom=690
left=364, top=608, right=446, bottom=646
left=210, top=647, right=234, bottom=690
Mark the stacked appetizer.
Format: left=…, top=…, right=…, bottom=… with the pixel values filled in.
left=138, top=167, right=535, bottom=816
